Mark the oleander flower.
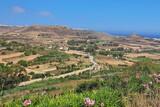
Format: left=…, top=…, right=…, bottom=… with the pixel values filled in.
left=153, top=73, right=157, bottom=77
left=143, top=83, right=149, bottom=89
left=155, top=78, right=160, bottom=83
left=152, top=73, right=160, bottom=83
left=84, top=97, right=95, bottom=107
left=23, top=99, right=32, bottom=107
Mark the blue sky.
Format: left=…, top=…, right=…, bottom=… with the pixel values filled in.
left=0, top=0, right=160, bottom=33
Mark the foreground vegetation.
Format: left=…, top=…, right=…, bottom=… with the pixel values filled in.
left=2, top=60, right=160, bottom=107
left=1, top=39, right=160, bottom=107
left=5, top=88, right=123, bottom=107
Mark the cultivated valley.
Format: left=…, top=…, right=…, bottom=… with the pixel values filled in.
left=0, top=26, right=160, bottom=107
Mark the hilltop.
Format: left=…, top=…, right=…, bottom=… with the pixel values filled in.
left=0, top=25, right=113, bottom=45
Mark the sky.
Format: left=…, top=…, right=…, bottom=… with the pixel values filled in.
left=0, top=0, right=160, bottom=33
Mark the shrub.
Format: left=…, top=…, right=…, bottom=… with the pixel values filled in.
left=32, top=74, right=45, bottom=79
left=5, top=88, right=124, bottom=107
left=18, top=60, right=29, bottom=67
left=76, top=81, right=100, bottom=93
left=32, top=51, right=70, bottom=65
left=24, top=50, right=32, bottom=56
left=127, top=76, right=144, bottom=92
left=102, top=76, right=127, bottom=90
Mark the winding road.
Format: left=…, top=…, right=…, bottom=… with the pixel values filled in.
left=18, top=51, right=100, bottom=86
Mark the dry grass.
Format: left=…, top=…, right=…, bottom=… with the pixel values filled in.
left=54, top=79, right=92, bottom=89
left=120, top=44, right=141, bottom=51
left=26, top=62, right=58, bottom=74
left=0, top=52, right=24, bottom=63
left=4, top=54, right=40, bottom=64
left=95, top=55, right=134, bottom=66
left=126, top=53, right=160, bottom=60
left=66, top=56, right=91, bottom=65
left=65, top=50, right=86, bottom=56
left=124, top=93, right=160, bottom=107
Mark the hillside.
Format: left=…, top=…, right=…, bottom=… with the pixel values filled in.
left=0, top=25, right=113, bottom=45
left=0, top=26, right=160, bottom=107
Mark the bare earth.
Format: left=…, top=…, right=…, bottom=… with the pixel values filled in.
left=96, top=55, right=134, bottom=66
left=3, top=54, right=40, bottom=64
left=0, top=52, right=24, bottom=63
left=125, top=53, right=160, bottom=60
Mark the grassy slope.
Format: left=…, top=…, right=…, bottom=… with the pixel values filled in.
left=5, top=88, right=124, bottom=107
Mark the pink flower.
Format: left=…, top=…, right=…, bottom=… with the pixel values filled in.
left=152, top=73, right=160, bottom=83
left=84, top=98, right=95, bottom=107
left=23, top=99, right=32, bottom=107
left=155, top=78, right=160, bottom=83
left=143, top=84, right=149, bottom=89
left=153, top=73, right=157, bottom=77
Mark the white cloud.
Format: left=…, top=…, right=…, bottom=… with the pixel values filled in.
left=12, top=6, right=25, bottom=14
left=39, top=11, right=52, bottom=17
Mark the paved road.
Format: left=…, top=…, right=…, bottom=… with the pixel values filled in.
left=18, top=51, right=100, bottom=86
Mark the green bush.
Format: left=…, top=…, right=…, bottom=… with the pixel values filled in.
left=32, top=74, right=45, bottom=79
left=18, top=60, right=29, bottom=67
left=127, top=76, right=144, bottom=92
left=102, top=76, right=127, bottom=90
left=24, top=50, right=32, bottom=56
left=76, top=81, right=100, bottom=93
left=31, top=51, right=70, bottom=65
left=5, top=88, right=124, bottom=107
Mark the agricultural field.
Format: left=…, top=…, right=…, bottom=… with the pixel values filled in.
left=0, top=52, right=24, bottom=63
left=0, top=28, right=160, bottom=107
left=125, top=53, right=160, bottom=60
left=95, top=55, right=134, bottom=66
left=1, top=0, right=160, bottom=105
left=3, top=54, right=40, bottom=64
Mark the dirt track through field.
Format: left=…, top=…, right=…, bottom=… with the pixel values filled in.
left=18, top=51, right=100, bottom=86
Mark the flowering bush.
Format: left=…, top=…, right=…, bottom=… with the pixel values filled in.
left=84, top=98, right=95, bottom=107
left=23, top=99, right=32, bottom=107
left=152, top=73, right=160, bottom=83
left=5, top=88, right=123, bottom=107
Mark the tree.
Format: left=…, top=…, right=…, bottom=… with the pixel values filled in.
left=24, top=50, right=32, bottom=56
left=18, top=60, right=29, bottom=67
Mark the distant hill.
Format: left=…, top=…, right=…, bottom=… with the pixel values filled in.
left=0, top=25, right=113, bottom=44
left=128, top=34, right=144, bottom=40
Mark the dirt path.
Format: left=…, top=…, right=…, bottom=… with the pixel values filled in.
left=18, top=51, right=100, bottom=86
